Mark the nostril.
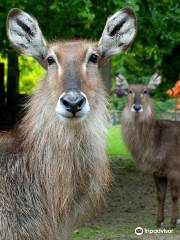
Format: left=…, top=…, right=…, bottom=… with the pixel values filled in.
left=134, top=105, right=141, bottom=112
left=59, top=92, right=87, bottom=116
left=61, top=99, right=70, bottom=108
left=77, top=97, right=85, bottom=108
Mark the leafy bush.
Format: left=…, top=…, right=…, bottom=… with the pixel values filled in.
left=19, top=56, right=44, bottom=94
left=153, top=98, right=176, bottom=113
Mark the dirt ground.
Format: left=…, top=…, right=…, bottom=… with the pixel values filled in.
left=72, top=156, right=180, bottom=240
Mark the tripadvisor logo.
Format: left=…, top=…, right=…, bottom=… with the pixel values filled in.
left=135, top=226, right=174, bottom=236
left=135, top=227, right=143, bottom=236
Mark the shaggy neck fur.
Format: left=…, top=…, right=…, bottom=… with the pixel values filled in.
left=15, top=81, right=110, bottom=238
left=121, top=104, right=158, bottom=173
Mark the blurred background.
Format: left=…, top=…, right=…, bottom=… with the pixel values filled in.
left=0, top=1, right=180, bottom=239
left=0, top=0, right=180, bottom=128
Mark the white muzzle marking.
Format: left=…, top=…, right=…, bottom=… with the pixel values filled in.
left=131, top=104, right=143, bottom=113
left=56, top=91, right=90, bottom=119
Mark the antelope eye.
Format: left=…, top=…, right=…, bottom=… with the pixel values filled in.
left=143, top=90, right=148, bottom=94
left=47, top=56, right=56, bottom=65
left=128, top=90, right=132, bottom=94
left=88, top=53, right=98, bottom=63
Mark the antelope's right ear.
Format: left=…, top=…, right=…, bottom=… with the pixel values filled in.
left=148, top=73, right=162, bottom=91
left=113, top=74, right=129, bottom=97
left=98, top=7, right=137, bottom=58
left=6, top=8, right=48, bottom=68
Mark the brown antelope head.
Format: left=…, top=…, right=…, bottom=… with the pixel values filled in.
left=115, top=73, right=161, bottom=119
left=7, top=8, right=136, bottom=121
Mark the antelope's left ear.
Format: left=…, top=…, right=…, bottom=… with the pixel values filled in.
left=116, top=74, right=129, bottom=90
left=112, top=74, right=129, bottom=97
left=98, top=7, right=137, bottom=58
left=148, top=73, right=162, bottom=90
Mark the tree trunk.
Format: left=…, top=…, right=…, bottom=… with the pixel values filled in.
left=101, top=60, right=111, bottom=95
left=0, top=63, right=5, bottom=106
left=7, top=51, right=19, bottom=107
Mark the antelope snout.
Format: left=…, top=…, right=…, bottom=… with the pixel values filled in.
left=61, top=93, right=85, bottom=114
left=56, top=90, right=90, bottom=118
left=131, top=104, right=143, bottom=113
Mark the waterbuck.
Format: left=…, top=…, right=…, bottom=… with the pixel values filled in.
left=115, top=74, right=180, bottom=228
left=0, top=8, right=136, bottom=239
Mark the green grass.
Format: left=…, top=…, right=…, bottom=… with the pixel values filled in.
left=72, top=225, right=123, bottom=240
left=106, top=125, right=136, bottom=170
left=107, top=125, right=129, bottom=156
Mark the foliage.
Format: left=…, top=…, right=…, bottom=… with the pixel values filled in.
left=19, top=57, right=44, bottom=93
left=0, top=0, right=118, bottom=53
left=0, top=55, right=44, bottom=93
left=161, top=45, right=180, bottom=83
left=108, top=95, right=127, bottom=111
left=107, top=125, right=130, bottom=156
left=153, top=98, right=177, bottom=113
left=0, top=0, right=179, bottom=95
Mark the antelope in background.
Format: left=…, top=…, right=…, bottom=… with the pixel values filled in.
left=0, top=7, right=136, bottom=239
left=115, top=74, right=180, bottom=228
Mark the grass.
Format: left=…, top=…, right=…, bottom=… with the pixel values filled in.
left=107, top=125, right=129, bottom=156
left=72, top=226, right=120, bottom=240
left=107, top=125, right=137, bottom=171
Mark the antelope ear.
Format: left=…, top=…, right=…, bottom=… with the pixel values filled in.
left=98, top=7, right=137, bottom=58
left=113, top=74, right=129, bottom=97
left=6, top=8, right=48, bottom=68
left=148, top=73, right=162, bottom=90
left=116, top=74, right=129, bottom=89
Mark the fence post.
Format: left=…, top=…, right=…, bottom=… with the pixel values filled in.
left=0, top=63, right=5, bottom=106
left=7, top=51, right=19, bottom=107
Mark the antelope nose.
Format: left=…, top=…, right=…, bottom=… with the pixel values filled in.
left=133, top=104, right=142, bottom=112
left=60, top=93, right=86, bottom=115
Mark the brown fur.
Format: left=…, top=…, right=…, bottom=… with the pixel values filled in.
left=121, top=84, right=180, bottom=228
left=0, top=41, right=110, bottom=240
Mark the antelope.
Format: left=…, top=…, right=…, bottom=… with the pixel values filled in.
left=115, top=73, right=180, bottom=228
left=0, top=8, right=136, bottom=239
